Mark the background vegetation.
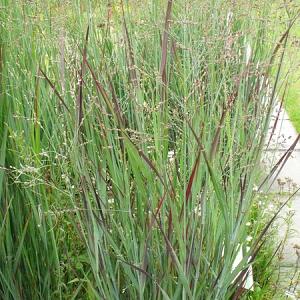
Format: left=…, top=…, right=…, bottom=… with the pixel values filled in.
left=280, top=0, right=300, bottom=132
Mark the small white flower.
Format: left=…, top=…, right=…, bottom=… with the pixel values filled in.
left=168, top=150, right=175, bottom=163
left=167, top=150, right=174, bottom=159
left=246, top=222, right=251, bottom=227
left=40, top=151, right=49, bottom=158
left=108, top=198, right=114, bottom=204
left=246, top=236, right=253, bottom=242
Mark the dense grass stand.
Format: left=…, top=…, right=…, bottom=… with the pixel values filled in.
left=0, top=1, right=297, bottom=299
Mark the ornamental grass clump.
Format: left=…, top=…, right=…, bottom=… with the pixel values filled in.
left=0, top=1, right=295, bottom=299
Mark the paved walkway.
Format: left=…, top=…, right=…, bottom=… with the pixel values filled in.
left=263, top=105, right=300, bottom=299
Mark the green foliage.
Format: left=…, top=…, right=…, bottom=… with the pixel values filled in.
left=0, top=0, right=291, bottom=299
left=274, top=0, right=300, bottom=132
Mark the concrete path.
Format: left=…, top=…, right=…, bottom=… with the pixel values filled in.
left=263, top=105, right=300, bottom=299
